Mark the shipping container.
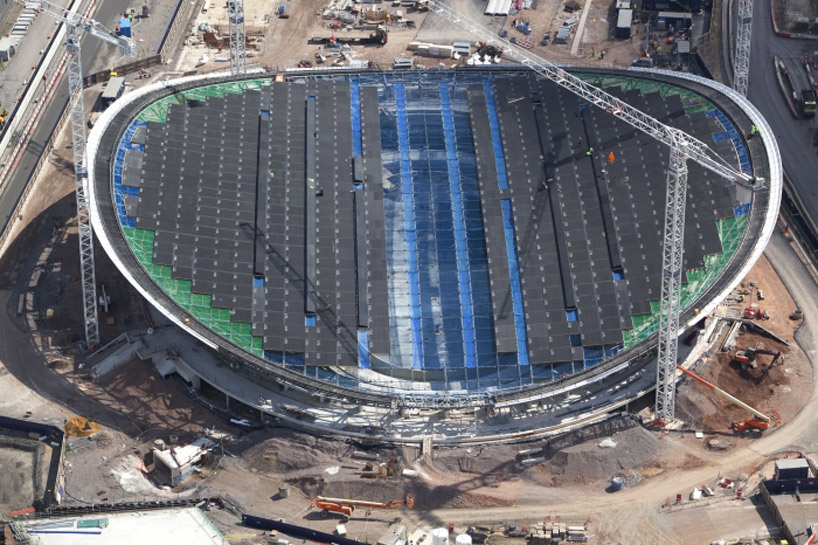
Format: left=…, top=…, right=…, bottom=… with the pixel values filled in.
left=101, top=77, right=126, bottom=108
left=774, top=459, right=810, bottom=480
left=119, top=17, right=132, bottom=38
left=615, top=9, right=632, bottom=38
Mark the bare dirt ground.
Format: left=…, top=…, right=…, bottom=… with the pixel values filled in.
left=698, top=0, right=725, bottom=82
left=173, top=0, right=646, bottom=74
left=0, top=445, right=38, bottom=514
left=677, top=254, right=813, bottom=438
left=0, top=1, right=809, bottom=543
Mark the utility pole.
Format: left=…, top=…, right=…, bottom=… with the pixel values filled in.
left=228, top=0, right=246, bottom=75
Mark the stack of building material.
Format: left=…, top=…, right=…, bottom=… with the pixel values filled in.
left=1, top=3, right=40, bottom=61
left=408, top=41, right=455, bottom=57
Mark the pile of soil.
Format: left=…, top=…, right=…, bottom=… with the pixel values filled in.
left=546, top=426, right=661, bottom=483
left=241, top=429, right=353, bottom=474
left=432, top=443, right=521, bottom=477
left=64, top=417, right=102, bottom=438
left=676, top=331, right=797, bottom=432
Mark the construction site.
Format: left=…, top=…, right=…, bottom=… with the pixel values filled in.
left=0, top=0, right=816, bottom=543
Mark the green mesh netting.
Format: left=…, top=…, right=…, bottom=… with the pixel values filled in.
left=574, top=73, right=747, bottom=349
left=136, top=78, right=271, bottom=124
left=575, top=73, right=715, bottom=115
left=621, top=214, right=748, bottom=348
left=122, top=226, right=264, bottom=357
left=124, top=73, right=748, bottom=362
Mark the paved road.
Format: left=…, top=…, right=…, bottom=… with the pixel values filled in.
left=0, top=0, right=72, bottom=117
left=747, top=0, right=818, bottom=228
left=0, top=0, right=139, bottom=237
left=400, top=231, right=818, bottom=528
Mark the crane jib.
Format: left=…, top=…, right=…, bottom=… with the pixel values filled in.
left=428, top=0, right=754, bottom=186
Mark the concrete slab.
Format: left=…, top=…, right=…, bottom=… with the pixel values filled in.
left=21, top=508, right=228, bottom=545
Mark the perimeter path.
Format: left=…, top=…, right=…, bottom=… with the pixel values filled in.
left=403, top=230, right=818, bottom=526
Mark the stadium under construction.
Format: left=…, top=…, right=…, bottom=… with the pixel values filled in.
left=86, top=67, right=780, bottom=440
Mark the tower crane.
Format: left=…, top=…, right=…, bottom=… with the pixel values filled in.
left=734, top=0, right=753, bottom=96
left=423, top=0, right=761, bottom=421
left=25, top=0, right=136, bottom=347
left=228, top=0, right=246, bottom=75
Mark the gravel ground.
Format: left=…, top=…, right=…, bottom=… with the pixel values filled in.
left=0, top=446, right=37, bottom=512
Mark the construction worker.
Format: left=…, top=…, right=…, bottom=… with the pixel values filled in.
left=585, top=146, right=594, bottom=157
left=749, top=125, right=760, bottom=139
left=576, top=135, right=583, bottom=146
left=608, top=151, right=615, bottom=164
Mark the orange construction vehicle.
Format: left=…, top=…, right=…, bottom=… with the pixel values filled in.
left=734, top=347, right=782, bottom=370
left=310, top=493, right=415, bottom=521
left=676, top=364, right=779, bottom=433
left=743, top=306, right=769, bottom=320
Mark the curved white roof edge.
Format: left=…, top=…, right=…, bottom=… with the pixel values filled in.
left=87, top=68, right=782, bottom=393
left=632, top=68, right=783, bottom=328
left=88, top=71, right=241, bottom=352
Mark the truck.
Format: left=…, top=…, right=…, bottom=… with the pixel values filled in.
left=778, top=56, right=817, bottom=118
left=100, top=77, right=126, bottom=108
left=309, top=27, right=387, bottom=46
left=803, top=88, right=817, bottom=118
left=676, top=364, right=780, bottom=434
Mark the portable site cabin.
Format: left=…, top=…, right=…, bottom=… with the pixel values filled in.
left=616, top=9, right=633, bottom=38
left=0, top=37, right=17, bottom=62
left=101, top=77, right=126, bottom=108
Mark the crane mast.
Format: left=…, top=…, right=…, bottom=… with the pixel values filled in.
left=734, top=0, right=753, bottom=96
left=228, top=0, right=246, bottom=75
left=424, top=0, right=758, bottom=422
left=26, top=0, right=135, bottom=347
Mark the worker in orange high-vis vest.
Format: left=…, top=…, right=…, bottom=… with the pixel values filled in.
left=608, top=151, right=615, bottom=164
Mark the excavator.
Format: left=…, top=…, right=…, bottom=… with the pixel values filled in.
left=733, top=347, right=782, bottom=370
left=310, top=493, right=415, bottom=521
left=676, top=364, right=780, bottom=433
